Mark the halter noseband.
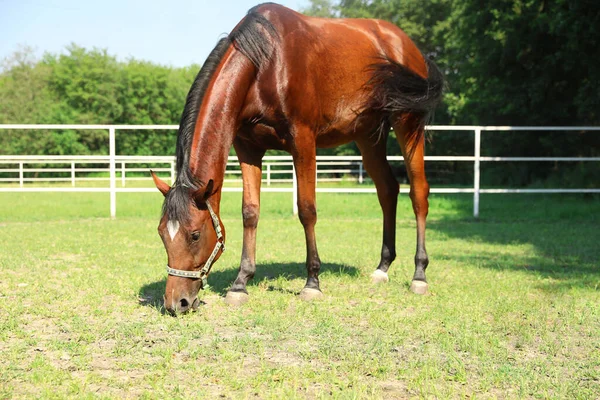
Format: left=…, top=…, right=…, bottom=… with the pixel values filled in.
left=165, top=201, right=225, bottom=289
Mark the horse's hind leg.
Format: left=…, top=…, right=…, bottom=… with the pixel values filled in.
left=393, top=116, right=430, bottom=295
left=225, top=138, right=265, bottom=306
left=356, top=138, right=399, bottom=283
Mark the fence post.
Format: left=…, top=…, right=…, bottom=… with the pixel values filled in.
left=359, top=162, right=363, bottom=184
left=121, top=162, right=126, bottom=187
left=19, top=162, right=23, bottom=187
left=109, top=127, right=116, bottom=219
left=267, top=164, right=271, bottom=186
left=292, top=164, right=298, bottom=216
left=474, top=127, right=481, bottom=218
left=170, top=161, right=175, bottom=185
left=71, top=162, right=75, bottom=187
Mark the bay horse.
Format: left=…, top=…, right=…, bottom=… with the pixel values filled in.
left=151, top=3, right=444, bottom=315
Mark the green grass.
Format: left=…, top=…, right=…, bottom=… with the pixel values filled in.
left=0, top=190, right=599, bottom=399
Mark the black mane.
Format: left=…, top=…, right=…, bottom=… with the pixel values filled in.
left=163, top=5, right=278, bottom=223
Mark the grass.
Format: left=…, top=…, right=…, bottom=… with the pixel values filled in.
left=0, top=189, right=599, bottom=399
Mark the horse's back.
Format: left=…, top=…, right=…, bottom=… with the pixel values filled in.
left=240, top=4, right=431, bottom=147
left=256, top=3, right=426, bottom=75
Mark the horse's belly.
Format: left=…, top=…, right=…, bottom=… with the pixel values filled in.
left=315, top=108, right=381, bottom=148
left=315, top=128, right=356, bottom=148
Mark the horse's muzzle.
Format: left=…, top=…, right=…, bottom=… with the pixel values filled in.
left=164, top=295, right=200, bottom=316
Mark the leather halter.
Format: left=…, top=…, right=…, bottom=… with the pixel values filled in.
left=166, top=201, right=225, bottom=289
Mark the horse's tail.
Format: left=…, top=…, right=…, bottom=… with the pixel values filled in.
left=363, top=55, right=445, bottom=153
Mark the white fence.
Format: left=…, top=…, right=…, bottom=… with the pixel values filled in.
left=1, top=124, right=599, bottom=218
left=0, top=155, right=367, bottom=186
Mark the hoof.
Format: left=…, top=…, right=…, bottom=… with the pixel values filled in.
left=410, top=280, right=428, bottom=295
left=371, top=269, right=389, bottom=284
left=224, top=291, right=249, bottom=306
left=299, top=288, right=324, bottom=301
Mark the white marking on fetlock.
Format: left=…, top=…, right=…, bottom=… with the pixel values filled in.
left=224, top=291, right=249, bottom=306
left=167, top=220, right=180, bottom=240
left=410, top=280, right=428, bottom=295
left=299, top=288, right=324, bottom=301
left=371, top=269, right=389, bottom=283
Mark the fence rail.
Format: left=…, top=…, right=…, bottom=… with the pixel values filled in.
left=1, top=124, right=599, bottom=218
left=0, top=156, right=368, bottom=185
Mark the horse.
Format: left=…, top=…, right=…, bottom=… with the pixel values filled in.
left=150, top=3, right=444, bottom=315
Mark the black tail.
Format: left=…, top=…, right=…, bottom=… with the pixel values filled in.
left=362, top=55, right=445, bottom=152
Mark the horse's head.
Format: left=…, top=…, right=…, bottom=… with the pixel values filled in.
left=151, top=172, right=225, bottom=316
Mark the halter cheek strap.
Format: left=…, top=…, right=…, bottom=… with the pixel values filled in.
left=165, top=201, right=225, bottom=289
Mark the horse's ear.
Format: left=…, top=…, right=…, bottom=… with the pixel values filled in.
left=150, top=170, right=170, bottom=196
left=204, top=179, right=215, bottom=200
left=193, top=179, right=215, bottom=206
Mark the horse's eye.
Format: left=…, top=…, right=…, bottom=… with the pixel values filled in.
left=191, top=231, right=201, bottom=242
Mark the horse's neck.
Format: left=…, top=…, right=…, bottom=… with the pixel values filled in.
left=188, top=48, right=255, bottom=199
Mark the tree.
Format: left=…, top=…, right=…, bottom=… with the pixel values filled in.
left=303, top=0, right=338, bottom=17
left=0, top=45, right=200, bottom=156
left=0, top=46, right=68, bottom=154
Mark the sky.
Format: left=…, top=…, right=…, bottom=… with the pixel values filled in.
left=0, top=0, right=310, bottom=67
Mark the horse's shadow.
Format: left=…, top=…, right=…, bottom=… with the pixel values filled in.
left=138, top=262, right=359, bottom=308
left=426, top=194, right=600, bottom=292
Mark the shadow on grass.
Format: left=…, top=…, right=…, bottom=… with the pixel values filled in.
left=137, top=280, right=166, bottom=311
left=138, top=262, right=359, bottom=307
left=427, top=193, right=600, bottom=292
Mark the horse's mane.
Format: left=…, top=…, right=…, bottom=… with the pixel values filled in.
left=163, top=5, right=278, bottom=223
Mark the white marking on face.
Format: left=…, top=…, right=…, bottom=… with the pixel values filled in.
left=167, top=220, right=180, bottom=240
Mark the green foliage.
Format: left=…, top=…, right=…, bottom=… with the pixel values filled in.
left=0, top=45, right=198, bottom=156
left=442, top=0, right=600, bottom=126
left=43, top=45, right=123, bottom=124
left=440, top=0, right=600, bottom=185
left=302, top=0, right=338, bottom=17
left=0, top=46, right=62, bottom=154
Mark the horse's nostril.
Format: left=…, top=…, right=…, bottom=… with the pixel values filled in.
left=179, top=298, right=189, bottom=309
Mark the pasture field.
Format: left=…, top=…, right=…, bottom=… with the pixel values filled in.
left=0, top=190, right=599, bottom=399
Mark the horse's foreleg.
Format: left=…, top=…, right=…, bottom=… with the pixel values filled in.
left=357, top=139, right=399, bottom=283
left=292, top=131, right=323, bottom=301
left=225, top=138, right=265, bottom=306
left=394, top=120, right=430, bottom=295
